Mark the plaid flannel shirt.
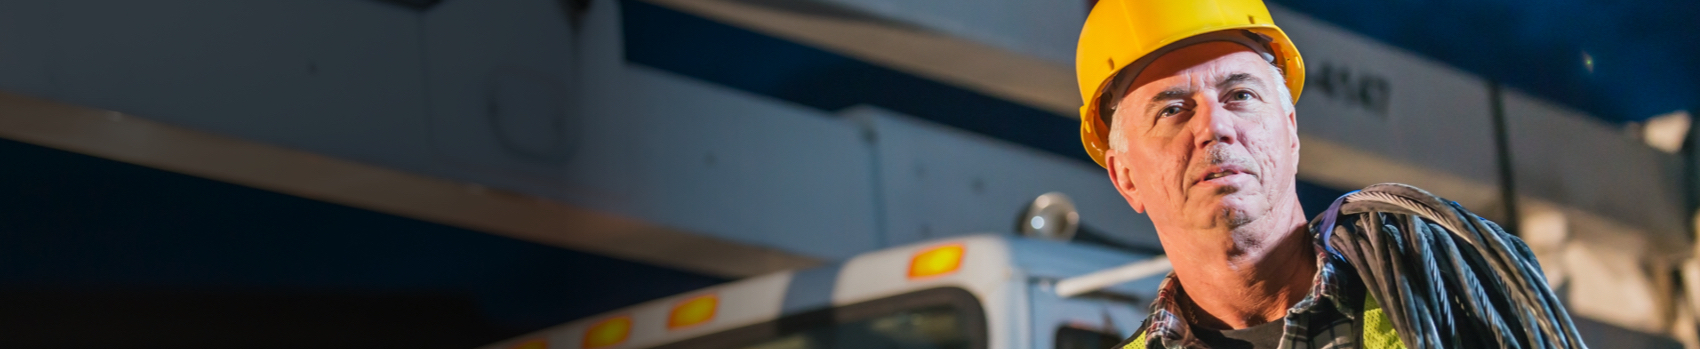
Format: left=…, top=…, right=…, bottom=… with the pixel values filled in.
left=1118, top=224, right=1373, bottom=349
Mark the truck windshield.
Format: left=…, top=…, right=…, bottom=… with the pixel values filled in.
left=1055, top=326, right=1124, bottom=349
left=732, top=304, right=969, bottom=349
left=654, top=287, right=986, bottom=349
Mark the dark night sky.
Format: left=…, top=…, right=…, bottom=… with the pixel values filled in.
left=1272, top=0, right=1698, bottom=124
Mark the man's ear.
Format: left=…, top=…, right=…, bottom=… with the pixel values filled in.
left=1288, top=110, right=1301, bottom=155
left=1105, top=152, right=1146, bottom=213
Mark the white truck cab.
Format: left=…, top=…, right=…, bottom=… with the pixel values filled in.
left=478, top=234, right=1171, bottom=349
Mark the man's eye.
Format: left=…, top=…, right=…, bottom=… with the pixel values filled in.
left=1159, top=106, right=1183, bottom=117
left=1230, top=91, right=1255, bottom=101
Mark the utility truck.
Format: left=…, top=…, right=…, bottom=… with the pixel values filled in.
left=480, top=193, right=1170, bottom=349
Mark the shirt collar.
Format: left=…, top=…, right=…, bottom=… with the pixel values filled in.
left=1138, top=227, right=1364, bottom=347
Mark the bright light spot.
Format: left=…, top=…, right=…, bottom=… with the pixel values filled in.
left=1030, top=216, right=1046, bottom=230
left=668, top=294, right=718, bottom=329
left=1582, top=51, right=1594, bottom=73
left=582, top=316, right=631, bottom=349
left=1642, top=110, right=1690, bottom=153
left=908, top=244, right=966, bottom=279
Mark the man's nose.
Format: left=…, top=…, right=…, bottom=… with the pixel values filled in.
left=1193, top=99, right=1237, bottom=149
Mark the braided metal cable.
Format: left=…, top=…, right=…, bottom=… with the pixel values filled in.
left=1320, top=184, right=1588, bottom=349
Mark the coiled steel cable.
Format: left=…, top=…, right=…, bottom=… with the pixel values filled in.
left=1317, top=184, right=1587, bottom=349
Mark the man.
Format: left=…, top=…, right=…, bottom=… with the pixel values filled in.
left=1073, top=1, right=1588, bottom=348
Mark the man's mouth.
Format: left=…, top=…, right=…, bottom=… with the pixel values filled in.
left=1194, top=165, right=1253, bottom=185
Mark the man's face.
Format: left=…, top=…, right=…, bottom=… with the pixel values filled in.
left=1104, top=42, right=1299, bottom=234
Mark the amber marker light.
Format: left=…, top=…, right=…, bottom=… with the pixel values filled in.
left=908, top=243, right=966, bottom=279
left=582, top=315, right=631, bottom=349
left=667, top=294, right=719, bottom=329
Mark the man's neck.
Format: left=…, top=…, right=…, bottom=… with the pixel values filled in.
left=1168, top=197, right=1316, bottom=330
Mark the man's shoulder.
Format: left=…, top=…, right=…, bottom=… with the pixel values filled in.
left=1111, top=330, right=1145, bottom=349
left=1111, top=313, right=1154, bottom=349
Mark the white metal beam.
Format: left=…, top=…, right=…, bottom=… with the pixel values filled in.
left=0, top=91, right=820, bottom=278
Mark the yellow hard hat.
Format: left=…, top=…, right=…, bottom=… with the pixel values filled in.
left=1076, top=0, right=1304, bottom=167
